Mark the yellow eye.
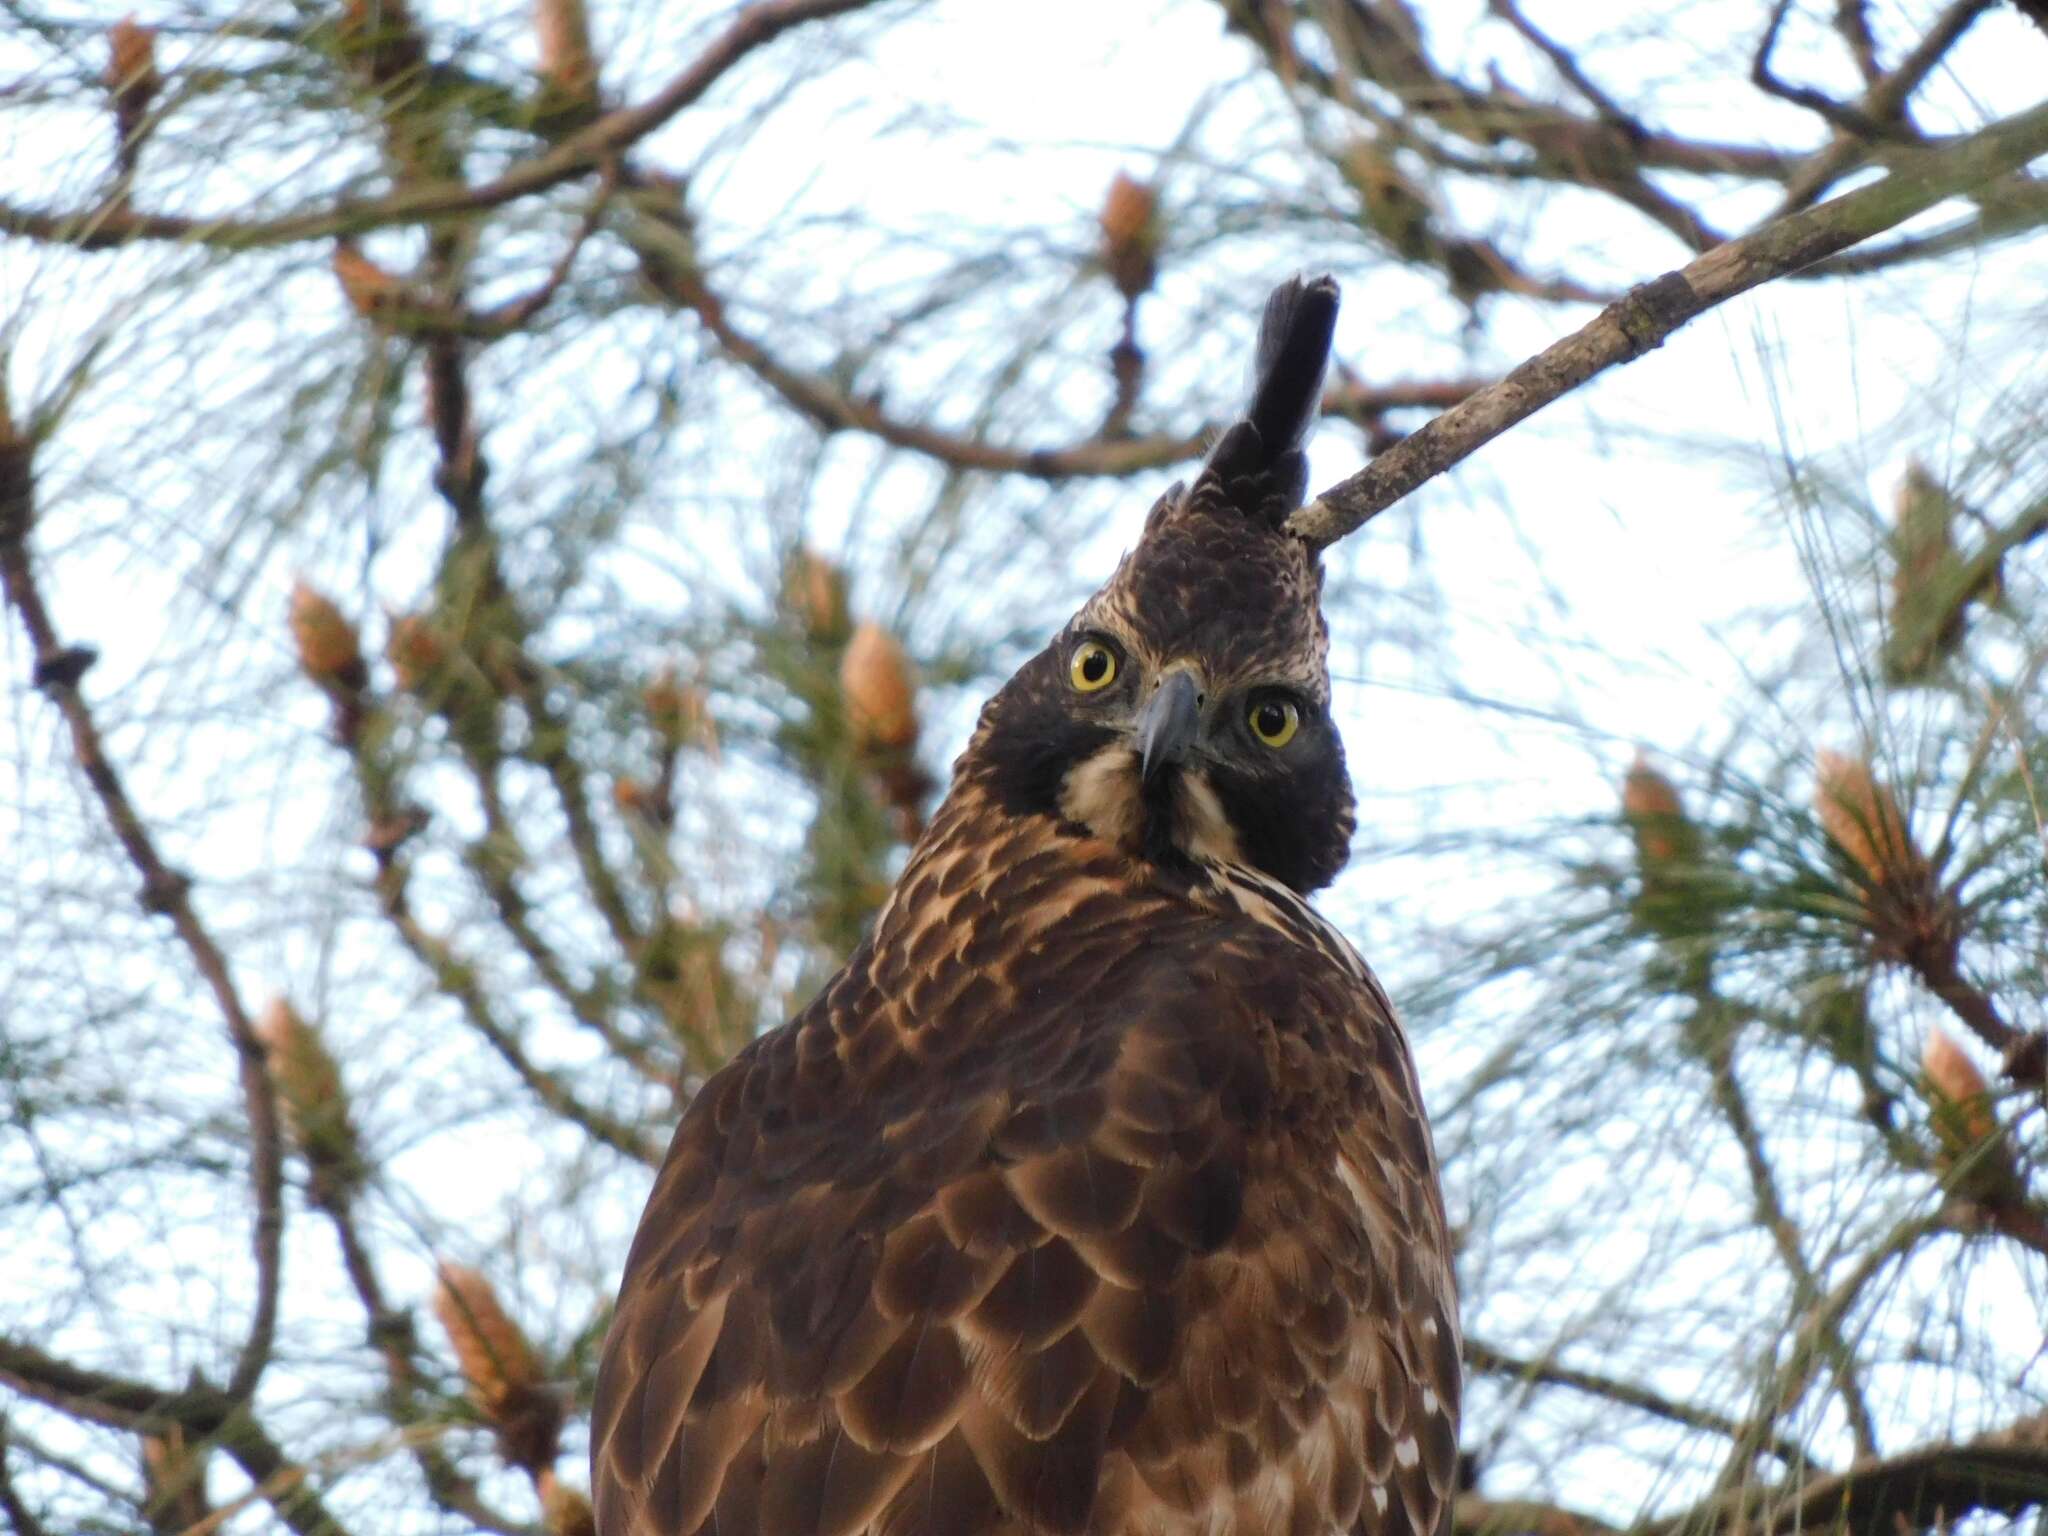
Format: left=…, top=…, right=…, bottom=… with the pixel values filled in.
left=1069, top=640, right=1118, bottom=693
left=1248, top=697, right=1299, bottom=747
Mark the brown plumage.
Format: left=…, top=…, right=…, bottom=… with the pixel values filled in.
left=594, top=277, right=1460, bottom=1536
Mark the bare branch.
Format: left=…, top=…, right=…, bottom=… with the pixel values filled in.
left=1666, top=1411, right=2048, bottom=1535
left=1486, top=0, right=1639, bottom=131
left=0, top=416, right=285, bottom=1406
left=1289, top=98, right=2048, bottom=549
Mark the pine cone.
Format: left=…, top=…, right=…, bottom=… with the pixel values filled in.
left=386, top=610, right=447, bottom=692
left=1621, top=755, right=1713, bottom=949
left=1922, top=1028, right=2023, bottom=1206
left=840, top=621, right=919, bottom=753
left=643, top=668, right=715, bottom=752
left=1622, top=756, right=1699, bottom=871
left=1099, top=173, right=1161, bottom=302
left=290, top=580, right=368, bottom=692
left=783, top=548, right=851, bottom=646
left=538, top=1470, right=597, bottom=1536
left=613, top=775, right=669, bottom=824
left=259, top=998, right=365, bottom=1207
left=534, top=0, right=599, bottom=113
left=140, top=1424, right=209, bottom=1536
left=332, top=242, right=404, bottom=320
left=1884, top=460, right=1969, bottom=683
left=433, top=1262, right=564, bottom=1474
left=105, top=18, right=160, bottom=157
left=1815, top=749, right=1927, bottom=893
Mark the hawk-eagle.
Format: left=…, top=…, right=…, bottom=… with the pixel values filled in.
left=593, top=276, right=1460, bottom=1536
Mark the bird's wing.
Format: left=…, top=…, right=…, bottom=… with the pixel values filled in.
left=593, top=906, right=1457, bottom=1536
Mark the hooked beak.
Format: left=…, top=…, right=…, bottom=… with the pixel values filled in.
left=1137, top=671, right=1203, bottom=785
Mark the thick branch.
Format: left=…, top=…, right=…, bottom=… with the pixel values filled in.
left=1665, top=1411, right=2048, bottom=1535
left=1454, top=1492, right=1620, bottom=1535
left=1808, top=176, right=2048, bottom=274
left=1289, top=98, right=2048, bottom=548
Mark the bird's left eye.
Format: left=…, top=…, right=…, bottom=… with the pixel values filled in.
left=1248, top=697, right=1300, bottom=747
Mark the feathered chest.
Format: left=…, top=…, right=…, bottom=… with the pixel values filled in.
left=821, top=814, right=1383, bottom=1127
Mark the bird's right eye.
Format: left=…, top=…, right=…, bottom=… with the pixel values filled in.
left=1069, top=640, right=1118, bottom=693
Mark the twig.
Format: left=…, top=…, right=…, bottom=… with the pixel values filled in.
left=1689, top=1006, right=1879, bottom=1458
left=1867, top=0, right=1993, bottom=121
left=385, top=894, right=661, bottom=1163
left=310, top=1191, right=530, bottom=1536
left=1488, top=0, right=1640, bottom=131
left=626, top=217, right=1493, bottom=478
left=0, top=1342, right=348, bottom=1536
left=1752, top=0, right=1881, bottom=137
left=0, top=0, right=880, bottom=253
left=1714, top=1214, right=1942, bottom=1491
left=1834, top=0, right=1883, bottom=86
left=0, top=420, right=285, bottom=1406
left=1464, top=1337, right=1810, bottom=1468
left=0, top=1421, right=50, bottom=1536
left=1776, top=0, right=1998, bottom=210
left=1239, top=3, right=1800, bottom=180
left=1288, top=97, right=2048, bottom=549
left=1901, top=923, right=2034, bottom=1083
left=465, top=164, right=617, bottom=335
left=631, top=222, right=1203, bottom=476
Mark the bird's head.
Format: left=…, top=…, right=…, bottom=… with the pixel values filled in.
left=967, top=275, right=1354, bottom=893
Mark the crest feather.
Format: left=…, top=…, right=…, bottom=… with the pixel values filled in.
left=1198, top=274, right=1339, bottom=524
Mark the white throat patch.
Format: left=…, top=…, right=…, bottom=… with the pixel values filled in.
left=1172, top=768, right=1243, bottom=866
left=1058, top=746, right=1142, bottom=849
left=1057, top=745, right=1243, bottom=868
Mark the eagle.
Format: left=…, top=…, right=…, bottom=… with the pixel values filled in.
left=592, top=276, right=1461, bottom=1536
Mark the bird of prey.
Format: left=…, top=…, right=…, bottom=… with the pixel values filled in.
left=593, top=276, right=1460, bottom=1536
